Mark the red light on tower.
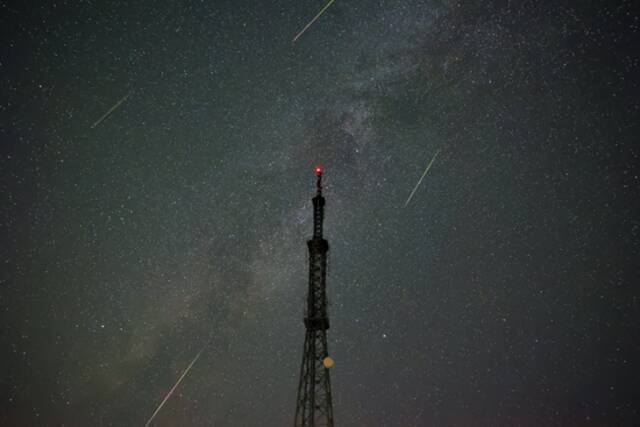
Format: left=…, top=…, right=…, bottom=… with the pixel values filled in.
left=315, top=166, right=322, bottom=175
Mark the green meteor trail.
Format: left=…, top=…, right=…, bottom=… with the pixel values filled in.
left=404, top=149, right=441, bottom=207
left=292, top=0, right=337, bottom=43
left=144, top=345, right=206, bottom=427
left=91, top=92, right=130, bottom=128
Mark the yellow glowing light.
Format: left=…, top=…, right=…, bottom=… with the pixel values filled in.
left=323, top=356, right=334, bottom=369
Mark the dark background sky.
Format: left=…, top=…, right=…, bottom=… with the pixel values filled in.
left=1, top=0, right=638, bottom=425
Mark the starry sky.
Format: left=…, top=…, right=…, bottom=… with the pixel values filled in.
left=1, top=0, right=639, bottom=425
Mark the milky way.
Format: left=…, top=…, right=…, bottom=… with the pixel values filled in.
left=1, top=1, right=638, bottom=425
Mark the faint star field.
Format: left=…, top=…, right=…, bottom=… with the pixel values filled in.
left=1, top=0, right=639, bottom=425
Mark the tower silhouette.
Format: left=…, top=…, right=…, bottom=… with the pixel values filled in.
left=294, top=166, right=334, bottom=427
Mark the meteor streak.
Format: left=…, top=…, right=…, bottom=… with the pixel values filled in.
left=404, top=149, right=441, bottom=207
left=144, top=345, right=206, bottom=427
left=90, top=92, right=130, bottom=128
left=292, top=0, right=337, bottom=43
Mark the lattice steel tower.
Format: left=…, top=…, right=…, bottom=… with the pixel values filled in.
left=294, top=166, right=334, bottom=427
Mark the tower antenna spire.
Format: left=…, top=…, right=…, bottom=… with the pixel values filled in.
left=315, top=165, right=323, bottom=197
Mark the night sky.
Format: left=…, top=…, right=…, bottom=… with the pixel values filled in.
left=1, top=0, right=639, bottom=425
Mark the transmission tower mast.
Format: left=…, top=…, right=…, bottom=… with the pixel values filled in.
left=294, top=166, right=335, bottom=427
